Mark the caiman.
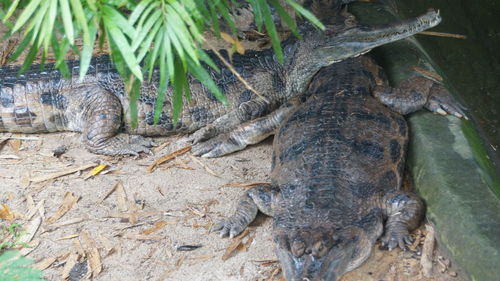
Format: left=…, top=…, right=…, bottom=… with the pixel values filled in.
left=0, top=10, right=442, bottom=155
left=212, top=56, right=466, bottom=281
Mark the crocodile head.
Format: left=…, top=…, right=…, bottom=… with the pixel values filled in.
left=273, top=223, right=382, bottom=281
left=284, top=9, right=441, bottom=97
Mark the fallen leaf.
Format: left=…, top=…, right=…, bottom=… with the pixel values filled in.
left=88, top=247, right=102, bottom=277
left=188, top=154, right=220, bottom=177
left=20, top=216, right=42, bottom=243
left=147, top=145, right=191, bottom=172
left=29, top=163, right=96, bottom=183
left=34, top=256, right=58, bottom=270
left=45, top=192, right=80, bottom=223
left=96, top=182, right=120, bottom=204
left=220, top=32, right=245, bottom=54
left=0, top=204, right=14, bottom=221
left=90, top=164, right=107, bottom=175
left=56, top=234, right=80, bottom=241
left=222, top=229, right=249, bottom=261
left=8, top=136, right=21, bottom=153
left=141, top=220, right=174, bottom=235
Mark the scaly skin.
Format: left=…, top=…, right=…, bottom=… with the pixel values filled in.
left=213, top=56, right=466, bottom=281
left=0, top=10, right=442, bottom=155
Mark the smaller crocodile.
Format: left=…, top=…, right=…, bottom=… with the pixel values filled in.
left=0, top=10, right=441, bottom=155
left=212, top=56, right=465, bottom=281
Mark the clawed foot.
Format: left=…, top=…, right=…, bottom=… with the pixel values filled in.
left=192, top=134, right=243, bottom=158
left=211, top=218, right=247, bottom=238
left=426, top=84, right=468, bottom=119
left=190, top=125, right=218, bottom=144
left=104, top=135, right=155, bottom=156
left=380, top=229, right=414, bottom=251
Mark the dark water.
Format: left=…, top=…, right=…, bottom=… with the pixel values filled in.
left=349, top=0, right=500, bottom=193
left=395, top=0, right=499, bottom=168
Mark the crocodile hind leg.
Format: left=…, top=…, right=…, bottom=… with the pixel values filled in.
left=213, top=184, right=278, bottom=238
left=192, top=98, right=300, bottom=158
left=373, top=76, right=467, bottom=118
left=75, top=86, right=153, bottom=156
left=379, top=190, right=424, bottom=250
left=190, top=97, right=279, bottom=144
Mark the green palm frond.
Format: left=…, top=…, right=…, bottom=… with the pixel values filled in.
left=0, top=0, right=323, bottom=124
left=0, top=251, right=44, bottom=281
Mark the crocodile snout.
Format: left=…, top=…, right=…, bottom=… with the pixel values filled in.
left=274, top=231, right=350, bottom=281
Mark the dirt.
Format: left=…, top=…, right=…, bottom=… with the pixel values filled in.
left=0, top=21, right=467, bottom=281
left=0, top=131, right=468, bottom=281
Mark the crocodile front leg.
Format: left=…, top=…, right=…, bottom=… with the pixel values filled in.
left=379, top=190, right=424, bottom=250
left=373, top=76, right=467, bottom=118
left=73, top=86, right=153, bottom=156
left=190, top=97, right=279, bottom=144
left=213, top=184, right=278, bottom=238
left=192, top=98, right=301, bottom=158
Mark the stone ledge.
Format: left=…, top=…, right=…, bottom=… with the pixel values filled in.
left=408, top=112, right=500, bottom=281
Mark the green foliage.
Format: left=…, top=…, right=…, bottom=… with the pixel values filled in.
left=0, top=0, right=323, bottom=124
left=0, top=224, right=43, bottom=281
left=0, top=251, right=44, bottom=281
left=0, top=224, right=30, bottom=250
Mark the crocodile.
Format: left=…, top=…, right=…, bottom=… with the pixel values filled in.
left=212, top=55, right=466, bottom=280
left=0, top=10, right=442, bottom=156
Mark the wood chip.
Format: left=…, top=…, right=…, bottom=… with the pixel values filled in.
left=267, top=267, right=282, bottom=281
left=421, top=223, right=435, bottom=278
left=8, top=136, right=21, bottom=153
left=45, top=192, right=80, bottom=223
left=418, top=31, right=467, bottom=39
left=96, top=181, right=120, bottom=204
left=222, top=229, right=249, bottom=261
left=188, top=154, right=220, bottom=177
left=115, top=181, right=129, bottom=212
left=29, top=163, right=96, bottom=183
left=141, top=220, right=174, bottom=235
left=56, top=234, right=80, bottom=241
left=410, top=66, right=443, bottom=81
left=34, top=256, right=58, bottom=270
left=87, top=247, right=102, bottom=277
left=237, top=236, right=254, bottom=252
left=147, top=145, right=192, bottom=172
left=156, top=186, right=165, bottom=196
left=43, top=217, right=86, bottom=233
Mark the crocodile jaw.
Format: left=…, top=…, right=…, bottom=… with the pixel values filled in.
left=321, top=9, right=442, bottom=64
left=275, top=240, right=362, bottom=281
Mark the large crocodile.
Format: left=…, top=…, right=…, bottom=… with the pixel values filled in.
left=0, top=10, right=441, bottom=155
left=212, top=56, right=465, bottom=280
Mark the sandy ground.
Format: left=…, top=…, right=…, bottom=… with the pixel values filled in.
left=0, top=131, right=467, bottom=281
